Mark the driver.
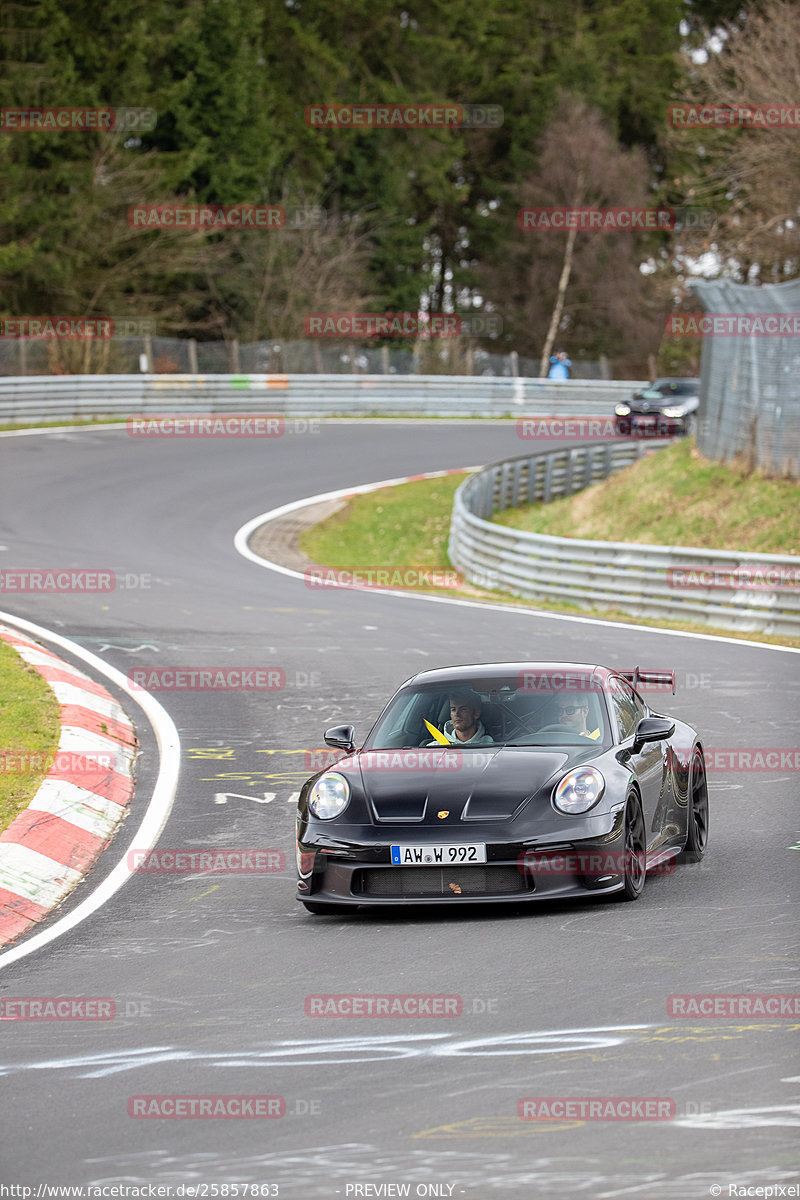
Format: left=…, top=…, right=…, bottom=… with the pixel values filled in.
left=554, top=696, right=601, bottom=741
left=427, top=689, right=495, bottom=746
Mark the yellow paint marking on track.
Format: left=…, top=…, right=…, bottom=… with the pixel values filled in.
left=255, top=749, right=323, bottom=756
left=412, top=1116, right=583, bottom=1138
left=186, top=748, right=237, bottom=760
left=646, top=1024, right=800, bottom=1036
left=189, top=886, right=220, bottom=901
left=200, top=771, right=308, bottom=783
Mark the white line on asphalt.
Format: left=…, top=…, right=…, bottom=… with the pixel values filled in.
left=233, top=474, right=800, bottom=656
left=0, top=611, right=181, bottom=971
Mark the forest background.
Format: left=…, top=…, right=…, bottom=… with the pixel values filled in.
left=1, top=0, right=798, bottom=377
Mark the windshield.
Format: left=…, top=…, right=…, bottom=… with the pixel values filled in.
left=364, top=671, right=613, bottom=750
left=642, top=380, right=698, bottom=400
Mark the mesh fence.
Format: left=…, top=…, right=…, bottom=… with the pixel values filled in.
left=692, top=278, right=800, bottom=478
left=0, top=335, right=614, bottom=380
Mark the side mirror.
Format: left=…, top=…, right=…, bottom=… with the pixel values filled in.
left=324, top=724, right=356, bottom=753
left=631, top=716, right=675, bottom=755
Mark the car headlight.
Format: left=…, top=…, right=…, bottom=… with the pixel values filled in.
left=553, top=767, right=605, bottom=814
left=661, top=405, right=688, bottom=418
left=615, top=404, right=631, bottom=416
left=308, top=772, right=350, bottom=819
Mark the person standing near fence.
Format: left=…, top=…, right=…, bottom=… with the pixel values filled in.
left=548, top=350, right=572, bottom=380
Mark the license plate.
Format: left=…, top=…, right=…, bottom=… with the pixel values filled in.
left=390, top=843, right=487, bottom=865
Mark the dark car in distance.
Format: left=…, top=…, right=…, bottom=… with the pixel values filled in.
left=295, top=663, right=708, bottom=913
left=615, top=377, right=701, bottom=437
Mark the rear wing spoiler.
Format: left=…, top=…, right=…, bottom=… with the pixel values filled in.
left=620, top=667, right=676, bottom=695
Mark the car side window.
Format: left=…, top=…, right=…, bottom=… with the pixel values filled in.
left=608, top=678, right=646, bottom=740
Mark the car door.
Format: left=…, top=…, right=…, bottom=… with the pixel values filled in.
left=608, top=677, right=666, bottom=849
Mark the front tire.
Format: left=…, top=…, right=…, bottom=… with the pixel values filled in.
left=617, top=793, right=647, bottom=902
left=682, top=749, right=709, bottom=862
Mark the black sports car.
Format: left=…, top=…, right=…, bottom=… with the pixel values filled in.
left=295, top=662, right=708, bottom=912
left=615, top=377, right=701, bottom=437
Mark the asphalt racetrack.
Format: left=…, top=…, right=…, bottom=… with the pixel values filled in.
left=1, top=421, right=798, bottom=1198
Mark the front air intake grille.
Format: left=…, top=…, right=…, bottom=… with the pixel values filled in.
left=357, top=865, right=531, bottom=898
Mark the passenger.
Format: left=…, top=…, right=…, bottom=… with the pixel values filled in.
left=554, top=697, right=601, bottom=741
left=427, top=690, right=495, bottom=746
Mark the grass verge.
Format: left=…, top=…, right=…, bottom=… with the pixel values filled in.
left=0, top=418, right=130, bottom=432
left=299, top=453, right=800, bottom=650
left=495, top=439, right=799, bottom=555
left=0, top=639, right=61, bottom=834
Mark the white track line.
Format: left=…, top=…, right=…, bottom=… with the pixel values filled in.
left=234, top=471, right=800, bottom=656
left=0, top=611, right=181, bottom=971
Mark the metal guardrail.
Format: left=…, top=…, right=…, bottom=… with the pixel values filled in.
left=449, top=443, right=800, bottom=636
left=0, top=373, right=646, bottom=423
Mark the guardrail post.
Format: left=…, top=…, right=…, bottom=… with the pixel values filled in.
left=565, top=448, right=577, bottom=495
left=604, top=441, right=618, bottom=477
left=230, top=339, right=240, bottom=372
left=510, top=350, right=519, bottom=377
left=527, top=456, right=539, bottom=503
left=485, top=470, right=496, bottom=518
left=381, top=345, right=390, bottom=375
left=584, top=446, right=595, bottom=489
left=543, top=454, right=554, bottom=503
left=188, top=338, right=198, bottom=374
left=510, top=459, right=523, bottom=508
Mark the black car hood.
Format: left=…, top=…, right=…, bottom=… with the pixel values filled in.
left=343, top=746, right=580, bottom=823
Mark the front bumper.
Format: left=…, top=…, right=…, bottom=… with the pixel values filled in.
left=615, top=414, right=692, bottom=437
left=296, top=813, right=628, bottom=906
